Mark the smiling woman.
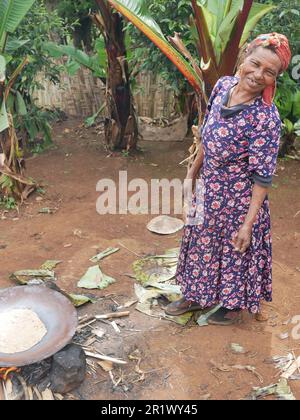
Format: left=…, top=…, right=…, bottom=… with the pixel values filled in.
left=165, top=33, right=292, bottom=325
left=229, top=47, right=282, bottom=107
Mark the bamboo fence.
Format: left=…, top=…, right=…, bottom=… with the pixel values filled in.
left=34, top=69, right=176, bottom=119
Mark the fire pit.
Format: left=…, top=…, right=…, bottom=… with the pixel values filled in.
left=0, top=285, right=78, bottom=367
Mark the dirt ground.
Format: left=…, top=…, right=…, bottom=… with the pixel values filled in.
left=0, top=118, right=300, bottom=400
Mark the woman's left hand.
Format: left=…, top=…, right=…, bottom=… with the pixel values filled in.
left=232, top=224, right=252, bottom=253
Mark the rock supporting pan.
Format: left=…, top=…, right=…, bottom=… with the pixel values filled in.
left=0, top=285, right=78, bottom=367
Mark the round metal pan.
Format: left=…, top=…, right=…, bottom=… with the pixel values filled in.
left=0, top=285, right=78, bottom=367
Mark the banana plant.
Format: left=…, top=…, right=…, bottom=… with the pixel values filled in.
left=0, top=0, right=37, bottom=201
left=44, top=39, right=107, bottom=79
left=93, top=1, right=140, bottom=150
left=106, top=0, right=275, bottom=108
left=105, top=0, right=275, bottom=165
left=44, top=38, right=109, bottom=128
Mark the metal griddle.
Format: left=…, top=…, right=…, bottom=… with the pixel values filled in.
left=0, top=285, right=78, bottom=367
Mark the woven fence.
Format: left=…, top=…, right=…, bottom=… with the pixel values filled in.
left=34, top=68, right=176, bottom=119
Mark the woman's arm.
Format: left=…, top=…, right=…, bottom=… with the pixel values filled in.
left=0, top=153, right=5, bottom=169
left=232, top=184, right=268, bottom=253
left=187, top=143, right=204, bottom=180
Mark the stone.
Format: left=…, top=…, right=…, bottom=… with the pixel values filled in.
left=50, top=344, right=86, bottom=394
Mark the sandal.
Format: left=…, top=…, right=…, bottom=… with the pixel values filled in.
left=207, top=307, right=242, bottom=326
left=165, top=297, right=203, bottom=316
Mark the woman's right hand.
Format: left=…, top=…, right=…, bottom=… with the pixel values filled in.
left=183, top=167, right=198, bottom=222
left=0, top=153, right=5, bottom=170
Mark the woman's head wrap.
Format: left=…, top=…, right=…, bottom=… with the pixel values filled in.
left=243, top=33, right=291, bottom=106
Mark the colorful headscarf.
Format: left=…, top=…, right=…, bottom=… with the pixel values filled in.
left=244, top=32, right=291, bottom=106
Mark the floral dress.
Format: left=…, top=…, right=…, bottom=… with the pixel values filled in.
left=176, top=76, right=282, bottom=314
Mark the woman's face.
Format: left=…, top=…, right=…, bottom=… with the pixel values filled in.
left=239, top=46, right=282, bottom=95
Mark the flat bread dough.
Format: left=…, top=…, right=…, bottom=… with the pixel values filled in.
left=0, top=308, right=47, bottom=354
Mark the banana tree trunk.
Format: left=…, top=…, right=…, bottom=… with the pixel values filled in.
left=0, top=64, right=35, bottom=201
left=94, top=1, right=138, bottom=150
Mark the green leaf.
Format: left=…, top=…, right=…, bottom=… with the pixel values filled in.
left=5, top=38, right=29, bottom=53
left=240, top=3, right=276, bottom=47
left=24, top=118, right=38, bottom=140
left=274, top=74, right=296, bottom=119
left=294, top=119, right=300, bottom=137
left=6, top=92, right=14, bottom=112
left=42, top=120, right=52, bottom=146
left=65, top=59, right=81, bottom=76
left=16, top=90, right=27, bottom=115
left=283, top=118, right=294, bottom=134
left=77, top=266, right=116, bottom=290
left=292, top=91, right=300, bottom=120
left=84, top=102, right=106, bottom=128
left=44, top=41, right=106, bottom=76
left=90, top=247, right=120, bottom=263
left=0, top=100, right=9, bottom=133
left=43, top=41, right=65, bottom=58
left=214, top=0, right=243, bottom=62
left=0, top=54, right=6, bottom=80
left=0, top=0, right=36, bottom=49
left=95, top=36, right=107, bottom=68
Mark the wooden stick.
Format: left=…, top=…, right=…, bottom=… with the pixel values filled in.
left=76, top=319, right=97, bottom=331
left=95, top=311, right=130, bottom=320
left=118, top=242, right=141, bottom=257
left=292, top=351, right=300, bottom=375
left=85, top=351, right=127, bottom=365
left=0, top=381, right=5, bottom=401
left=111, top=321, right=121, bottom=333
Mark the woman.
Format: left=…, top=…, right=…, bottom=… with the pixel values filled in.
left=165, top=33, right=291, bottom=325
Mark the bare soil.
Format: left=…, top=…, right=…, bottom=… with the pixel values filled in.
left=0, top=119, right=300, bottom=400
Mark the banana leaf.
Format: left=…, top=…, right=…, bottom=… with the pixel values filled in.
left=294, top=119, right=300, bottom=137
left=39, top=260, right=62, bottom=270
left=16, top=90, right=27, bottom=116
left=5, top=38, right=29, bottom=54
left=219, top=1, right=274, bottom=76
left=0, top=54, right=8, bottom=132
left=134, top=283, right=192, bottom=325
left=0, top=0, right=36, bottom=50
left=105, top=0, right=204, bottom=94
left=214, top=1, right=243, bottom=62
left=10, top=269, right=55, bottom=285
left=240, top=2, right=276, bottom=47
left=44, top=41, right=106, bottom=78
left=77, top=265, right=116, bottom=290
left=0, top=54, right=6, bottom=80
left=191, top=0, right=218, bottom=88
left=89, top=247, right=120, bottom=263
left=0, top=100, right=9, bottom=133
left=65, top=59, right=81, bottom=76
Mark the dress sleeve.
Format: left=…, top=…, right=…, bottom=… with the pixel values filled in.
left=200, top=77, right=225, bottom=135
left=248, top=113, right=282, bottom=187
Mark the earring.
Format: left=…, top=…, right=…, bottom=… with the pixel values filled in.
left=236, top=64, right=243, bottom=77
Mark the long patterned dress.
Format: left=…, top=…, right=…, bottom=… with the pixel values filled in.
left=176, top=76, right=282, bottom=314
